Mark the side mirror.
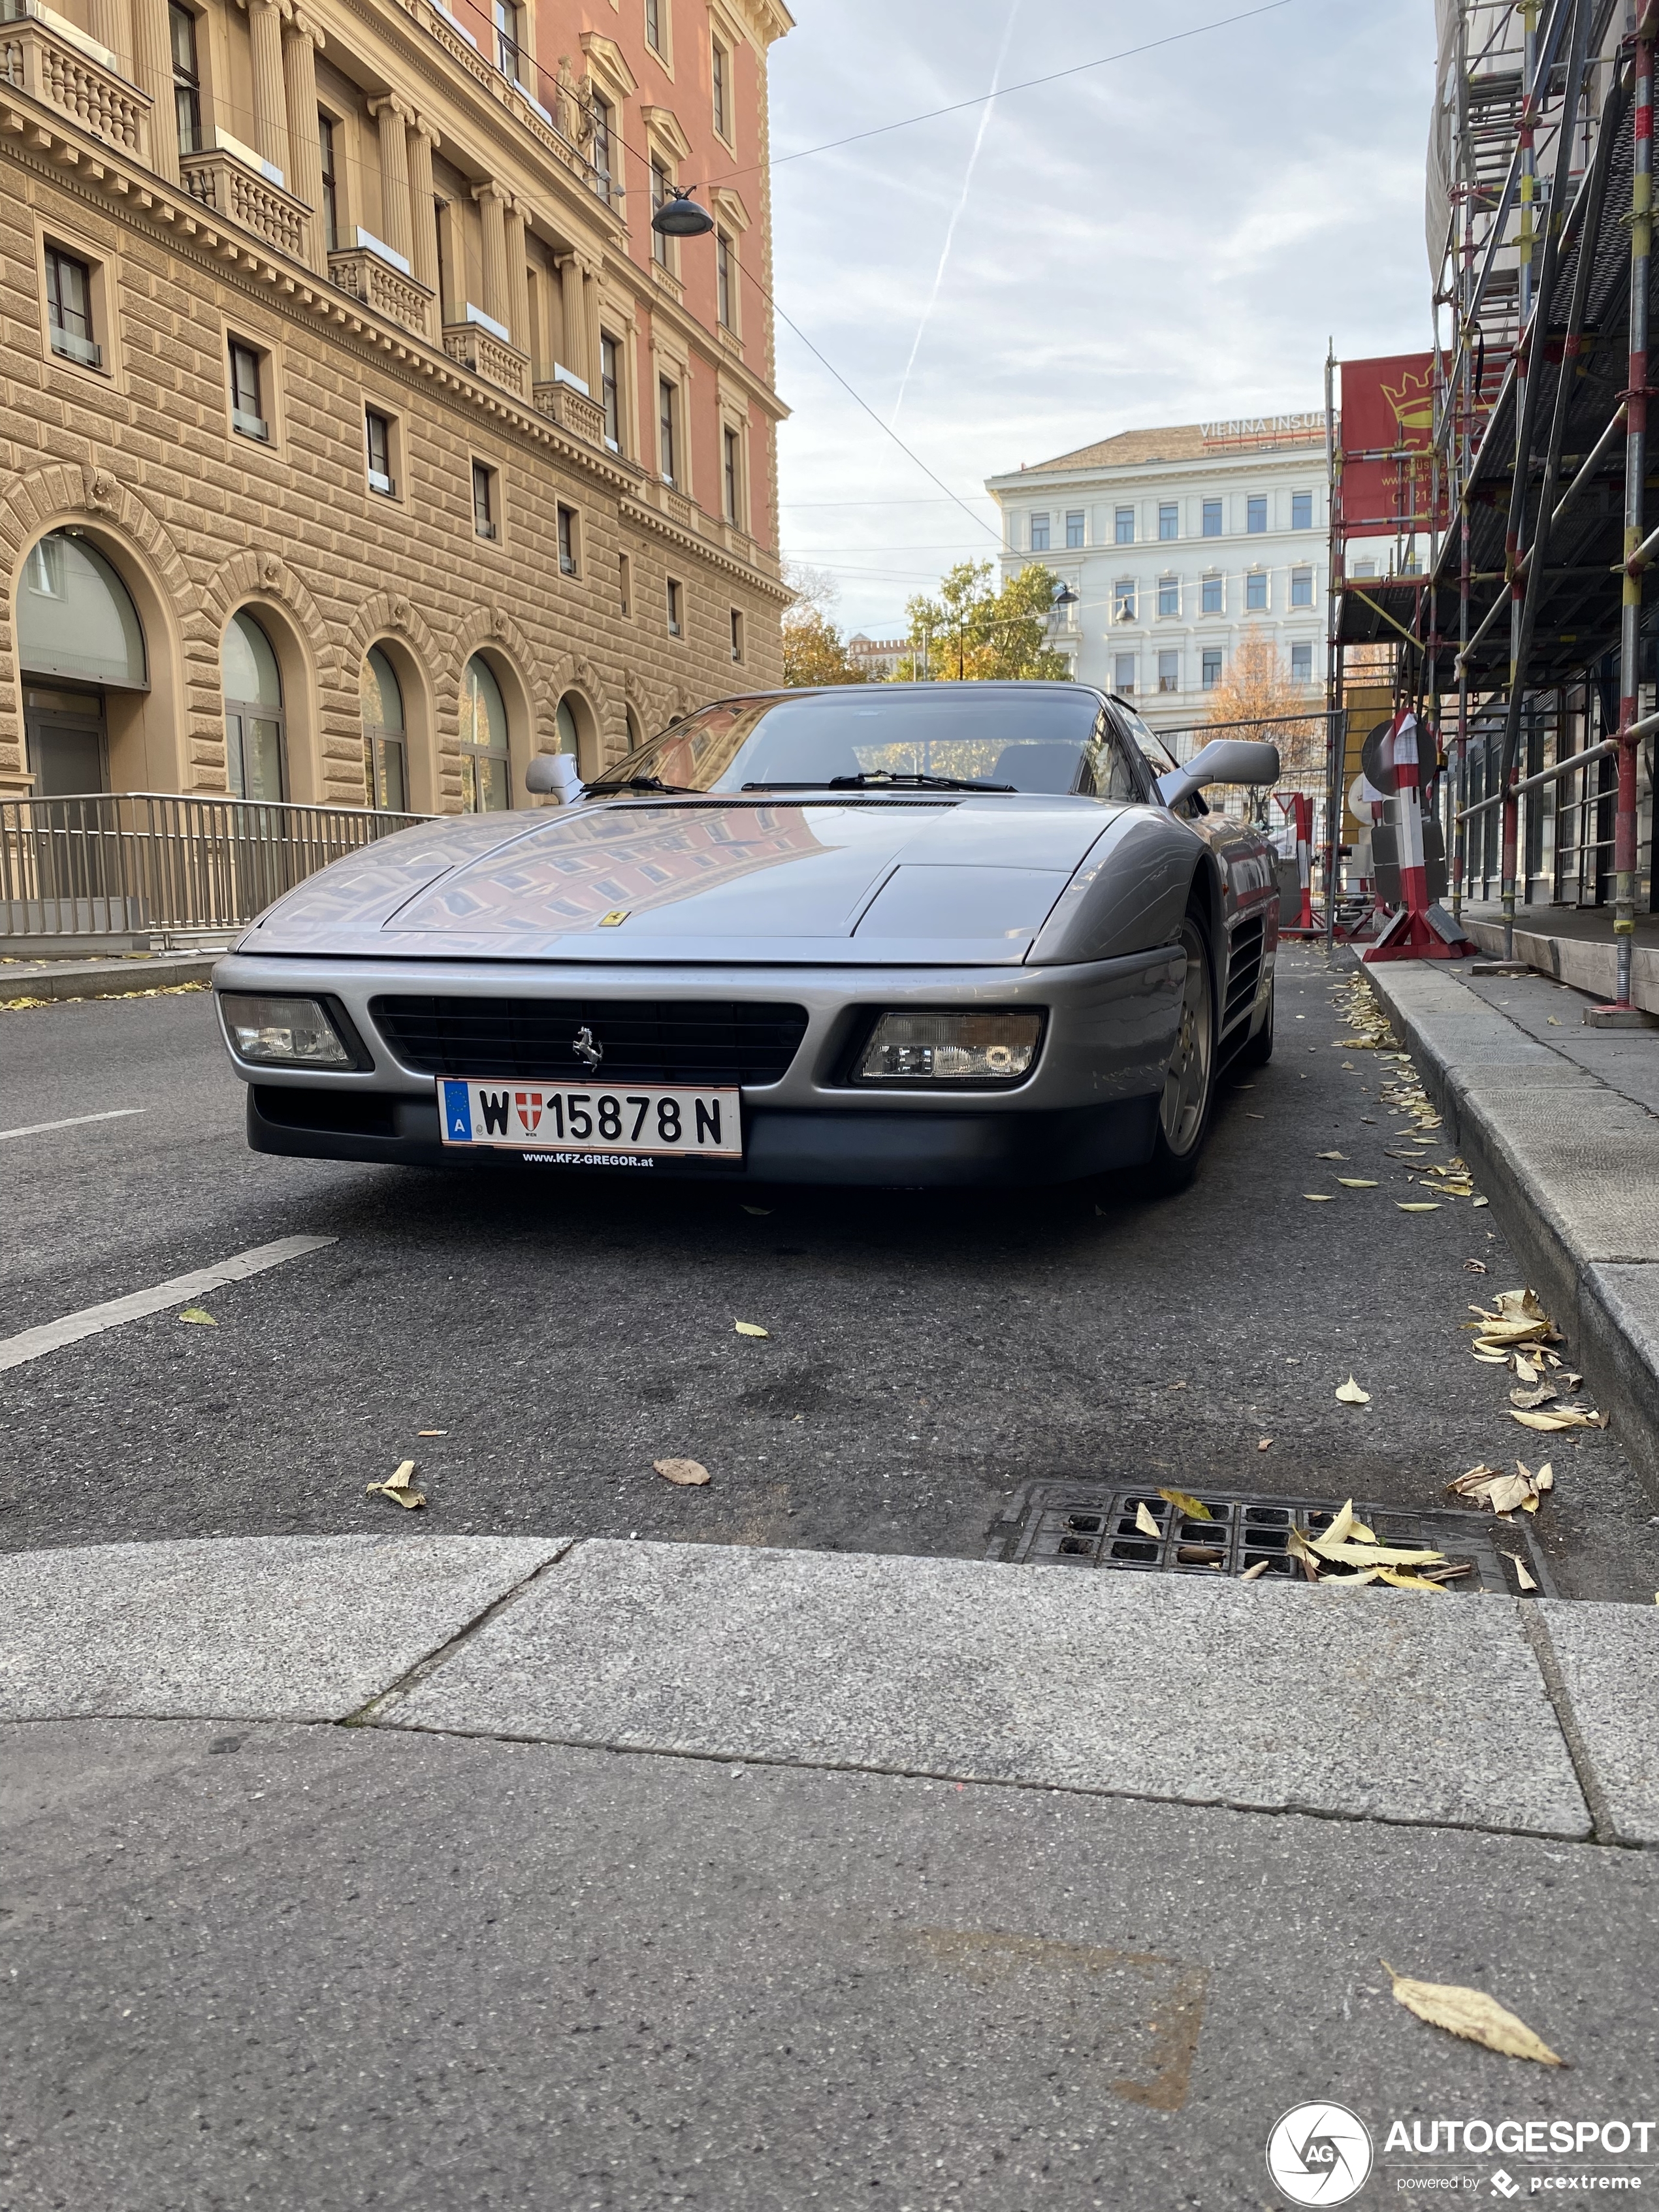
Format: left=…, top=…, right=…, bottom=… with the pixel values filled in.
left=1155, top=737, right=1280, bottom=811
left=526, top=752, right=584, bottom=803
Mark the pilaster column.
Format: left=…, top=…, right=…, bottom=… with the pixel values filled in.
left=504, top=199, right=531, bottom=355
left=248, top=0, right=290, bottom=180
left=557, top=251, right=584, bottom=378
left=86, top=0, right=124, bottom=67
left=474, top=180, right=509, bottom=326
left=579, top=256, right=602, bottom=395
left=130, top=0, right=177, bottom=183
left=283, top=11, right=326, bottom=270
left=408, top=114, right=441, bottom=293
left=370, top=95, right=413, bottom=263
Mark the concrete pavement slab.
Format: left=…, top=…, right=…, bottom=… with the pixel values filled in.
left=1537, top=1597, right=1659, bottom=1845
left=0, top=1534, right=567, bottom=1722
left=385, top=1537, right=1592, bottom=1836
left=2, top=1718, right=1652, bottom=2212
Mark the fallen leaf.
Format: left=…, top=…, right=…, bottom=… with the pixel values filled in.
left=1257, top=1437, right=1273, bottom=1452
left=1534, top=1462, right=1554, bottom=1491
left=1382, top=1963, right=1564, bottom=2066
left=1515, top=1354, right=1539, bottom=1383
left=1315, top=1539, right=1448, bottom=1567
left=1315, top=1150, right=1347, bottom=1160
left=653, top=1457, right=711, bottom=1486
left=1397, top=1202, right=1442, bottom=1212
left=1511, top=1383, right=1559, bottom=1410
left=1336, top=1178, right=1379, bottom=1188
left=734, top=1321, right=770, bottom=1338
left=178, top=1307, right=217, bottom=1326
left=365, top=1459, right=426, bottom=1510
left=1246, top=1111, right=1265, bottom=1118
left=1547, top=1016, right=1562, bottom=1025
left=1472, top=1196, right=1490, bottom=1208
left=1377, top=1566, right=1453, bottom=1592
left=416, top=1429, right=447, bottom=1437
left=1303, top=1192, right=1336, bottom=1202
left=1512, top=1406, right=1606, bottom=1432
left=1134, top=1500, right=1161, bottom=1538
left=1506, top=1554, right=1539, bottom=1592
left=1447, top=1466, right=1535, bottom=1515
left=1471, top=1350, right=1510, bottom=1364
left=1157, top=1486, right=1212, bottom=1520
left=741, top=1205, right=772, bottom=1216
left=1334, top=1375, right=1371, bottom=1405
left=1464, top=1259, right=1489, bottom=1274
left=1239, top=1558, right=1272, bottom=1582
left=1309, top=1500, right=1378, bottom=1554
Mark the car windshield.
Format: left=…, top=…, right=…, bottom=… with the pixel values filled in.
left=588, top=687, right=1114, bottom=797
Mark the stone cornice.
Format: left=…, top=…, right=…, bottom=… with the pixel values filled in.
left=619, top=494, right=791, bottom=600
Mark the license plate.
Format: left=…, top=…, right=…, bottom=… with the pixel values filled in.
left=438, top=1078, right=742, bottom=1161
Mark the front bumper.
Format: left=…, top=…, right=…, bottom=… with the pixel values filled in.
left=217, top=945, right=1184, bottom=1188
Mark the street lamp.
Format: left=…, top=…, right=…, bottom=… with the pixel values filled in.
left=652, top=189, right=715, bottom=238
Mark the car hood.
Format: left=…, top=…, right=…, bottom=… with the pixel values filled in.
left=238, top=796, right=1131, bottom=965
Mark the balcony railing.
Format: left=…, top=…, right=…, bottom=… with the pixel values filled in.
left=329, top=246, right=434, bottom=340
left=443, top=321, right=529, bottom=398
left=182, top=146, right=310, bottom=262
left=0, top=791, right=428, bottom=948
left=0, top=0, right=152, bottom=162
left=532, top=378, right=605, bottom=445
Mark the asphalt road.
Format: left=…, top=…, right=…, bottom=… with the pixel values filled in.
left=4, top=947, right=1656, bottom=1598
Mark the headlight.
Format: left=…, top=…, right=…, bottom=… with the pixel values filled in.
left=856, top=1010, right=1042, bottom=1085
left=219, top=993, right=353, bottom=1067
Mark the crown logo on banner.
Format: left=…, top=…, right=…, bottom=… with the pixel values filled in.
left=1383, top=363, right=1434, bottom=443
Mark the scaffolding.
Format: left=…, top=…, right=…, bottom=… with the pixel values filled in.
left=1327, top=0, right=1657, bottom=1006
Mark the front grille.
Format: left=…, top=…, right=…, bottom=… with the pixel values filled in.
left=370, top=996, right=810, bottom=1085
left=1221, top=915, right=1265, bottom=1033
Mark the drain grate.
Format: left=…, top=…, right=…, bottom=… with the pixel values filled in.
left=985, top=1483, right=1556, bottom=1597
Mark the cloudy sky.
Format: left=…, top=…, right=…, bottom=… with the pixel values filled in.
left=750, top=0, right=1436, bottom=635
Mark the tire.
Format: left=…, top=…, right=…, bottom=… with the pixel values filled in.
left=1234, top=972, right=1274, bottom=1070
left=1143, top=913, right=1217, bottom=1196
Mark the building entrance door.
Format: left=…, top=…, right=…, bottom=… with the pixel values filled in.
left=24, top=686, right=108, bottom=795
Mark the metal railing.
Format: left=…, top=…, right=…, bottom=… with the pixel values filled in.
left=0, top=790, right=430, bottom=946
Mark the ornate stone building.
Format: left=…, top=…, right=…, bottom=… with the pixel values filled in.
left=1, top=0, right=792, bottom=812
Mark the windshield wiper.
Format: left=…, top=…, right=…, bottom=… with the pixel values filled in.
left=741, top=772, right=1016, bottom=793
left=585, top=775, right=699, bottom=795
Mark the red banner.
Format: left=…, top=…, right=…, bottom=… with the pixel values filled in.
left=1339, top=353, right=1443, bottom=536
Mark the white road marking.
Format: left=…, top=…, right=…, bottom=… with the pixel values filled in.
left=0, top=1235, right=337, bottom=1374
left=0, top=1108, right=147, bottom=1143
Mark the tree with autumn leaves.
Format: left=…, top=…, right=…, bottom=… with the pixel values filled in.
left=1202, top=627, right=1323, bottom=784
left=781, top=562, right=869, bottom=687
left=897, top=561, right=1072, bottom=682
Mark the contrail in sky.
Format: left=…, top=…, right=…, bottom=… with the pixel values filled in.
left=890, top=0, right=1022, bottom=430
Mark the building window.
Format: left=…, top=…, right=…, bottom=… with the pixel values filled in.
left=645, top=0, right=664, bottom=55
left=365, top=409, right=396, bottom=496
left=1352, top=557, right=1377, bottom=577
left=666, top=577, right=683, bottom=637
left=1201, top=574, right=1223, bottom=615
left=1202, top=497, right=1223, bottom=537
left=1290, top=566, right=1313, bottom=608
left=555, top=694, right=582, bottom=760
left=1113, top=579, right=1136, bottom=622
left=460, top=654, right=511, bottom=811
left=557, top=503, right=578, bottom=575
left=361, top=646, right=407, bottom=812
left=1157, top=650, right=1180, bottom=694
left=222, top=611, right=285, bottom=803
left=658, top=376, right=677, bottom=485
left=1113, top=652, right=1136, bottom=695
left=1202, top=647, right=1223, bottom=690
left=1065, top=510, right=1085, bottom=549
left=600, top=332, right=621, bottom=450
left=590, top=92, right=613, bottom=203
left=651, top=157, right=671, bottom=267
left=492, top=0, right=521, bottom=79
left=319, top=114, right=340, bottom=251
left=44, top=248, right=99, bottom=370
left=1029, top=513, right=1050, bottom=553
left=1114, top=505, right=1135, bottom=544
left=1292, top=490, right=1313, bottom=531
left=1247, top=494, right=1267, bottom=534
left=1246, top=569, right=1268, bottom=612
left=1158, top=502, right=1179, bottom=541
left=472, top=460, right=497, bottom=539
left=619, top=550, right=632, bottom=617
left=711, top=36, right=730, bottom=139
left=730, top=607, right=744, bottom=664
left=228, top=340, right=268, bottom=440
left=169, top=1, right=201, bottom=156
left=715, top=229, right=735, bottom=328
left=722, top=426, right=741, bottom=524
left=1157, top=576, right=1179, bottom=618
left=1291, top=640, right=1314, bottom=682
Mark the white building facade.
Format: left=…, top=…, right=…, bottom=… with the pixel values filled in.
left=985, top=418, right=1329, bottom=756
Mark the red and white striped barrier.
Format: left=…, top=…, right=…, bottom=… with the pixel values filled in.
left=1364, top=709, right=1475, bottom=963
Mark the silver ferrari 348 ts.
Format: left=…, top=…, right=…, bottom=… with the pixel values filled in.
left=213, top=683, right=1280, bottom=1191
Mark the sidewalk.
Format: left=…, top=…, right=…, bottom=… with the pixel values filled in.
left=0, top=950, right=221, bottom=1004
left=1364, top=952, right=1659, bottom=1498
left=1458, top=899, right=1659, bottom=1016
left=3, top=1533, right=1657, bottom=2209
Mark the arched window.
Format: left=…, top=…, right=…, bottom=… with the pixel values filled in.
left=624, top=704, right=643, bottom=752
left=221, top=611, right=285, bottom=801
left=361, top=647, right=406, bottom=811
left=16, top=531, right=146, bottom=690
left=460, top=654, right=509, bottom=811
left=555, top=694, right=581, bottom=758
